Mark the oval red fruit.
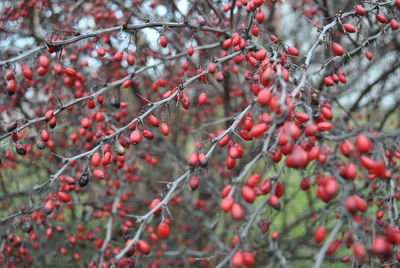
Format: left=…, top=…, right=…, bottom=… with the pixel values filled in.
left=287, top=46, right=299, bottom=56
left=242, top=186, right=256, bottom=203
left=130, top=130, right=142, bottom=145
left=332, top=42, right=344, bottom=56
left=160, top=36, right=168, bottom=47
left=157, top=222, right=170, bottom=238
left=231, top=203, right=244, bottom=220
left=137, top=240, right=151, bottom=255
left=355, top=134, right=372, bottom=153
left=314, top=226, right=327, bottom=243
left=257, top=88, right=272, bottom=106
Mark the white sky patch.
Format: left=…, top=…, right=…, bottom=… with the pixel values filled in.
left=85, top=57, right=101, bottom=74
left=156, top=5, right=167, bottom=17
left=15, top=37, right=35, bottom=50
left=146, top=57, right=162, bottom=79
left=78, top=16, right=96, bottom=32
left=109, top=33, right=131, bottom=52
left=44, top=10, right=52, bottom=17
left=124, top=0, right=132, bottom=8
left=142, top=28, right=160, bottom=50
left=25, top=88, right=35, bottom=100
left=115, top=10, right=124, bottom=19
left=176, top=0, right=189, bottom=14
left=53, top=5, right=62, bottom=14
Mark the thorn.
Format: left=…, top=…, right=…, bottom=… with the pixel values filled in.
left=49, top=151, right=65, bottom=160
left=135, top=92, right=151, bottom=103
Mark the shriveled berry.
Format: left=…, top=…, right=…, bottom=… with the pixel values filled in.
left=78, top=173, right=89, bottom=187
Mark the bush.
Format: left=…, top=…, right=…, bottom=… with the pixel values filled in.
left=1, top=0, right=400, bottom=267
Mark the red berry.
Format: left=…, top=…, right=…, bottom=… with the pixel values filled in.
left=187, top=46, right=194, bottom=56
left=287, top=46, right=299, bottom=56
left=37, top=66, right=48, bottom=76
left=250, top=123, right=268, bottom=138
left=208, top=63, right=216, bottom=74
left=53, top=63, right=63, bottom=74
left=231, top=203, right=244, bottom=220
left=137, top=240, right=151, bottom=255
left=355, top=134, right=372, bottom=153
left=130, top=130, right=142, bottom=145
left=269, top=34, right=279, bottom=43
left=268, top=195, right=281, bottom=210
left=223, top=38, right=232, bottom=49
left=226, top=156, right=236, bottom=170
left=324, top=177, right=339, bottom=199
left=197, top=92, right=208, bottom=105
left=294, top=112, right=310, bottom=123
left=87, top=99, right=96, bottom=109
left=160, top=36, right=168, bottom=47
left=43, top=200, right=54, bottom=215
left=21, top=64, right=33, bottom=79
left=231, top=252, right=244, bottom=268
left=41, top=130, right=50, bottom=142
left=256, top=49, right=267, bottom=61
left=314, top=226, right=327, bottom=243
left=376, top=14, right=388, bottom=24
left=157, top=222, right=170, bottom=238
left=64, top=67, right=77, bottom=77
left=340, top=140, right=355, bottom=156
left=353, top=243, right=367, bottom=260
left=246, top=174, right=261, bottom=188
left=48, top=117, right=57, bottom=129
left=150, top=199, right=162, bottom=215
left=38, top=56, right=50, bottom=68
left=251, top=25, right=259, bottom=36
left=255, top=9, right=265, bottom=23
left=92, top=152, right=101, bottom=166
left=257, top=88, right=272, bottom=106
left=189, top=176, right=200, bottom=190
left=221, top=185, right=232, bottom=198
left=285, top=147, right=309, bottom=168
left=332, top=42, right=344, bottom=56
left=220, top=197, right=234, bottom=212
left=300, top=177, right=310, bottom=191
left=7, top=80, right=17, bottom=94
left=218, top=134, right=230, bottom=147
left=93, top=169, right=105, bottom=179
left=305, top=124, right=318, bottom=136
left=97, top=47, right=106, bottom=57
left=188, top=153, right=199, bottom=167
left=317, top=122, right=332, bottom=131
left=142, top=129, right=154, bottom=139
left=253, top=0, right=263, bottom=7
left=5, top=71, right=15, bottom=80
left=198, top=153, right=208, bottom=167
left=326, top=240, right=340, bottom=255
left=242, top=252, right=256, bottom=267
left=341, top=163, right=357, bottom=180
left=365, top=51, right=373, bottom=60
left=241, top=186, right=256, bottom=203
left=147, top=115, right=159, bottom=127
left=390, top=19, right=399, bottom=30
left=371, top=236, right=392, bottom=256
left=81, top=118, right=92, bottom=128
left=126, top=54, right=135, bottom=65
left=343, top=24, right=356, bottom=33
left=355, top=5, right=366, bottom=16
left=58, top=192, right=71, bottom=203
left=160, top=123, right=170, bottom=136
left=324, top=76, right=334, bottom=86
